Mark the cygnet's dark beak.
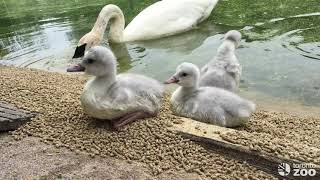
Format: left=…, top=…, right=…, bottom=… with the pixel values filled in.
left=72, top=43, right=87, bottom=58
left=67, top=63, right=85, bottom=72
left=164, top=76, right=179, bottom=84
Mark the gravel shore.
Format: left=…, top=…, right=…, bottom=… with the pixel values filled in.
left=1, top=65, right=318, bottom=179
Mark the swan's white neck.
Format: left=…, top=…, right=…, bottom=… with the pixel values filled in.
left=91, top=5, right=125, bottom=43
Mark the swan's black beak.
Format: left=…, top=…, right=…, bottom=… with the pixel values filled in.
left=72, top=43, right=87, bottom=58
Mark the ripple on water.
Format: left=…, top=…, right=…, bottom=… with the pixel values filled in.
left=281, top=29, right=320, bottom=61
left=2, top=19, right=75, bottom=70
left=0, top=0, right=320, bottom=110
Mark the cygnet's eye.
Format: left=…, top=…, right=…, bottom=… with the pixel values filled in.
left=87, top=58, right=94, bottom=64
left=181, top=72, right=188, bottom=77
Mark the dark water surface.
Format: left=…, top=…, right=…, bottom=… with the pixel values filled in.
left=0, top=0, right=319, bottom=109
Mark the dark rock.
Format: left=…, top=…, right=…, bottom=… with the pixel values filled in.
left=0, top=101, right=36, bottom=132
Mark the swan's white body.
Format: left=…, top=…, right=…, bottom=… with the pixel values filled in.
left=167, top=63, right=255, bottom=127
left=123, top=0, right=219, bottom=42
left=77, top=0, right=219, bottom=49
left=79, top=46, right=163, bottom=121
left=200, top=30, right=242, bottom=92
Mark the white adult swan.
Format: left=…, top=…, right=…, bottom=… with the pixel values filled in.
left=72, top=0, right=219, bottom=58
left=165, top=62, right=255, bottom=127
left=68, top=46, right=164, bottom=129
left=200, top=30, right=242, bottom=92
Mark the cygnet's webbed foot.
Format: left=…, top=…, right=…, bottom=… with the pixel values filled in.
left=111, top=111, right=155, bottom=130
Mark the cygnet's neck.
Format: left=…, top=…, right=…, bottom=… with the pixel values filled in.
left=92, top=74, right=116, bottom=91
left=91, top=5, right=125, bottom=43
left=92, top=64, right=117, bottom=89
left=180, top=82, right=199, bottom=94
left=180, top=86, right=197, bottom=94
left=216, top=40, right=236, bottom=60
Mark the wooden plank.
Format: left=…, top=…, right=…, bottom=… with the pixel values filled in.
left=0, top=102, right=36, bottom=132
left=0, top=101, right=30, bottom=114
left=171, top=118, right=320, bottom=179
left=0, top=116, right=10, bottom=121
left=0, top=106, right=30, bottom=117
left=0, top=101, right=19, bottom=110
left=0, top=112, right=21, bottom=120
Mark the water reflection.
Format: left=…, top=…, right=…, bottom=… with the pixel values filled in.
left=138, top=24, right=225, bottom=53
left=281, top=29, right=320, bottom=61
left=0, top=0, right=152, bottom=71
left=1, top=20, right=73, bottom=71
left=109, top=43, right=133, bottom=72
left=0, top=0, right=319, bottom=108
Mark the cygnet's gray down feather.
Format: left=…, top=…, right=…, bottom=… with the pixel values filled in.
left=168, top=62, right=255, bottom=127
left=200, top=30, right=242, bottom=92
left=79, top=46, right=164, bottom=120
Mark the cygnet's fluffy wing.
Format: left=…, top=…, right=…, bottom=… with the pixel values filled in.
left=171, top=88, right=227, bottom=126
left=114, top=73, right=164, bottom=112
left=200, top=87, right=255, bottom=117
left=172, top=87, right=255, bottom=127
left=123, top=0, right=219, bottom=41
left=199, top=62, right=239, bottom=92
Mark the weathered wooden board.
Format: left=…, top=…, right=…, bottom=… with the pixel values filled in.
left=171, top=118, right=320, bottom=179
left=0, top=101, right=36, bottom=132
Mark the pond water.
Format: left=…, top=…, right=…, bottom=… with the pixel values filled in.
left=0, top=0, right=319, bottom=112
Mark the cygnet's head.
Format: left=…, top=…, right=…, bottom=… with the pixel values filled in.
left=224, top=30, right=242, bottom=47
left=67, top=46, right=117, bottom=77
left=165, top=62, right=200, bottom=87
left=72, top=32, right=102, bottom=58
